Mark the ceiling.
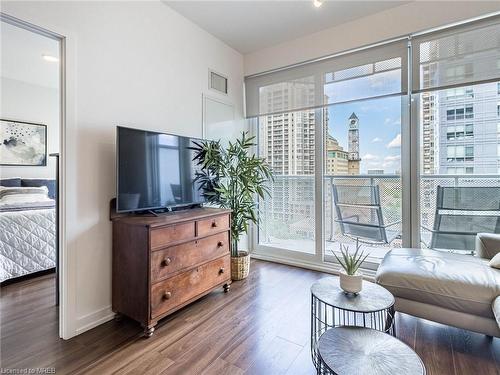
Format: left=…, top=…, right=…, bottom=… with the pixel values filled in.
left=165, top=1, right=410, bottom=54
left=1, top=21, right=60, bottom=89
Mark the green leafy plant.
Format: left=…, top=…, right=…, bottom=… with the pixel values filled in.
left=190, top=132, right=274, bottom=257
left=333, top=240, right=370, bottom=275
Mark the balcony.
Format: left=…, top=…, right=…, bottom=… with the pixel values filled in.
left=258, top=174, right=500, bottom=264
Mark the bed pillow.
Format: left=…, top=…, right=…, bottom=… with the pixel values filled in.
left=0, top=186, right=50, bottom=202
left=21, top=179, right=56, bottom=199
left=0, top=178, right=21, bottom=187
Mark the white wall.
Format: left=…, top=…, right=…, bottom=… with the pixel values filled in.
left=1, top=1, right=244, bottom=338
left=244, top=1, right=500, bottom=75
left=1, top=78, right=60, bottom=179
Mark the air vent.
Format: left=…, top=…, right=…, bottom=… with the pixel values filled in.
left=209, top=70, right=228, bottom=95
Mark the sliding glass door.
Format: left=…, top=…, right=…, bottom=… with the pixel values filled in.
left=413, top=20, right=500, bottom=254
left=248, top=16, right=500, bottom=269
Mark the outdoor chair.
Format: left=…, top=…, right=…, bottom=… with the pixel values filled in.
left=331, top=184, right=401, bottom=244
left=423, top=186, right=500, bottom=252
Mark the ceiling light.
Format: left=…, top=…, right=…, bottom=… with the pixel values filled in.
left=313, top=0, right=323, bottom=8
left=42, top=54, right=59, bottom=63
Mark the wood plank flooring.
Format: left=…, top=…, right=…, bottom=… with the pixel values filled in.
left=1, top=260, right=499, bottom=374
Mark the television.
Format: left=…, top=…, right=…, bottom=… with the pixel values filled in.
left=116, top=126, right=206, bottom=213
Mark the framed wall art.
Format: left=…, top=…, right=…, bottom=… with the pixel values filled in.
left=0, top=119, right=47, bottom=166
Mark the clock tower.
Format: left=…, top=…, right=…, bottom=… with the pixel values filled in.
left=347, top=112, right=361, bottom=175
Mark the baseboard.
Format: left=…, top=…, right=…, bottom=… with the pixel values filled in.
left=75, top=305, right=114, bottom=335
left=250, top=252, right=377, bottom=280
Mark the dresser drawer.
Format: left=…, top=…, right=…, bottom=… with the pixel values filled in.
left=150, top=222, right=195, bottom=249
left=197, top=214, right=230, bottom=237
left=151, top=255, right=230, bottom=318
left=151, top=232, right=229, bottom=282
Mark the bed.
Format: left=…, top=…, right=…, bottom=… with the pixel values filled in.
left=0, top=179, right=56, bottom=283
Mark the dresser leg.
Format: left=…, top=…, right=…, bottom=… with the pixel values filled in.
left=223, top=283, right=231, bottom=293
left=144, top=325, right=155, bottom=338
left=114, top=313, right=122, bottom=322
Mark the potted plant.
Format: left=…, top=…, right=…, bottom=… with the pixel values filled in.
left=190, top=132, right=273, bottom=280
left=333, top=240, right=370, bottom=295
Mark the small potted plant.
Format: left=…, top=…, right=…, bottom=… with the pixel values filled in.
left=190, top=132, right=273, bottom=280
left=333, top=240, right=370, bottom=295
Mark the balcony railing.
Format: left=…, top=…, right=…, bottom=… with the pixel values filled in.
left=258, top=174, right=500, bottom=260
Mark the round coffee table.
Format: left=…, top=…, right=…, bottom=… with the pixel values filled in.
left=317, top=326, right=426, bottom=375
left=310, top=277, right=395, bottom=370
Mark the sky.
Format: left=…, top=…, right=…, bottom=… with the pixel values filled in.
left=326, top=96, right=402, bottom=174
left=324, top=66, right=402, bottom=174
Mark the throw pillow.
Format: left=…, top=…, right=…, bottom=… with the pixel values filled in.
left=488, top=252, right=500, bottom=269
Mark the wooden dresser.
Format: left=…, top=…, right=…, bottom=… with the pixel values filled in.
left=112, top=207, right=232, bottom=337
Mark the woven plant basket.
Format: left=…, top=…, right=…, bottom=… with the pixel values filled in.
left=231, top=251, right=250, bottom=280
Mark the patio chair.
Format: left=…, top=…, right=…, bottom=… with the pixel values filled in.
left=423, top=186, right=500, bottom=252
left=331, top=184, right=400, bottom=244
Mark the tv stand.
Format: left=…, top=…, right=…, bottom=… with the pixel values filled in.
left=111, top=207, right=232, bottom=337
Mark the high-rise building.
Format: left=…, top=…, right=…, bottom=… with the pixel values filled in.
left=437, top=83, right=499, bottom=175
left=258, top=82, right=316, bottom=176
left=420, top=63, right=438, bottom=175
left=421, top=41, right=500, bottom=175
left=347, top=112, right=361, bottom=175
left=325, top=134, right=348, bottom=175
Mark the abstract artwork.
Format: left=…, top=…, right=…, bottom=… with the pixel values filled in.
left=0, top=119, right=47, bottom=166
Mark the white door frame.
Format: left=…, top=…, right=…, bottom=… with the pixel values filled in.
left=1, top=12, right=76, bottom=339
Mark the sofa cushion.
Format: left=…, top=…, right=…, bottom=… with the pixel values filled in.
left=0, top=178, right=21, bottom=187
left=493, top=297, right=500, bottom=329
left=376, top=248, right=500, bottom=318
left=21, top=179, right=56, bottom=200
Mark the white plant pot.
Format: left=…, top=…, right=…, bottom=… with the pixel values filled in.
left=339, top=271, right=363, bottom=294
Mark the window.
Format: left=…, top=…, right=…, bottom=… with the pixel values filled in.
left=446, top=145, right=473, bottom=161
left=446, top=87, right=474, bottom=99
left=447, top=126, right=455, bottom=140
left=465, top=124, right=473, bottom=137
left=447, top=106, right=473, bottom=120
left=455, top=145, right=465, bottom=159
left=248, top=18, right=500, bottom=268
left=465, top=145, right=474, bottom=160
left=447, top=145, right=456, bottom=160
left=465, top=105, right=474, bottom=119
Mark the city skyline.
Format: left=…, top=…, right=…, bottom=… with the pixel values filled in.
left=326, top=96, right=402, bottom=174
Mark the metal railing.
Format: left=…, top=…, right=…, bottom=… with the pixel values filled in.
left=258, top=174, right=500, bottom=255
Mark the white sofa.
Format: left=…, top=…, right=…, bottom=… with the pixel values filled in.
left=376, top=233, right=500, bottom=337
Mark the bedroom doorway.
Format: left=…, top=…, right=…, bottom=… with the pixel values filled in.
left=0, top=14, right=64, bottom=343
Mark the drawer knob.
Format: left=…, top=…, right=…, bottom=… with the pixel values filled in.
left=163, top=291, right=172, bottom=300
left=219, top=267, right=225, bottom=275
left=217, top=241, right=224, bottom=247
left=161, top=258, right=171, bottom=267
left=211, top=221, right=218, bottom=228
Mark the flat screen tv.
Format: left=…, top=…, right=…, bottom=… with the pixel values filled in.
left=116, top=126, right=206, bottom=213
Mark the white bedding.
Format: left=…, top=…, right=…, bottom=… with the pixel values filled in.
left=0, top=189, right=56, bottom=282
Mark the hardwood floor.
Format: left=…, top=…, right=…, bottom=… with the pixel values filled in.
left=1, top=260, right=499, bottom=374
